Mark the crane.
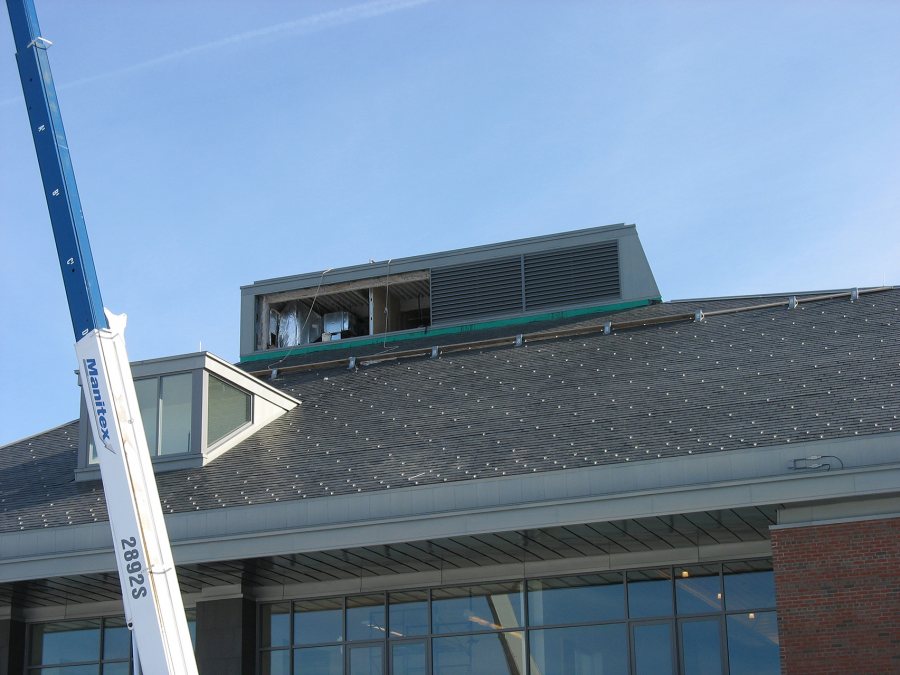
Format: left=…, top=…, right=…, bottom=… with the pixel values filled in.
left=6, top=1, right=199, bottom=672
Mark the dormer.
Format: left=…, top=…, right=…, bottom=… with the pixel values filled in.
left=239, top=223, right=661, bottom=363
left=75, top=352, right=298, bottom=480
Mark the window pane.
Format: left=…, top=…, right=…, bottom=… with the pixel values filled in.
left=530, top=624, right=627, bottom=675
left=727, top=612, right=780, bottom=675
left=207, top=375, right=251, bottom=445
left=294, top=645, right=343, bottom=675
left=159, top=373, right=192, bottom=455
left=675, top=566, right=722, bottom=615
left=261, top=603, right=291, bottom=647
left=186, top=607, right=197, bottom=650
left=347, top=594, right=386, bottom=641
left=724, top=568, right=776, bottom=611
left=528, top=573, right=624, bottom=626
left=432, top=582, right=523, bottom=633
left=30, top=620, right=101, bottom=665
left=632, top=623, right=673, bottom=675
left=261, top=649, right=291, bottom=675
left=391, top=641, right=426, bottom=675
left=350, top=644, right=384, bottom=675
left=680, top=619, right=723, bottom=675
left=102, top=663, right=130, bottom=675
left=389, top=590, right=428, bottom=638
left=432, top=632, right=524, bottom=675
left=134, top=377, right=159, bottom=455
left=627, top=569, right=673, bottom=618
left=102, top=617, right=130, bottom=660
left=294, top=597, right=343, bottom=645
left=34, top=667, right=100, bottom=675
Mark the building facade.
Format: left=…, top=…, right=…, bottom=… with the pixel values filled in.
left=2, top=225, right=898, bottom=674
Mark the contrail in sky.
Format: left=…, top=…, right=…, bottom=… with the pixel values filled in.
left=1, top=0, right=435, bottom=107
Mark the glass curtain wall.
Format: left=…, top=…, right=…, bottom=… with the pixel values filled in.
left=259, top=560, right=779, bottom=675
left=27, top=610, right=197, bottom=674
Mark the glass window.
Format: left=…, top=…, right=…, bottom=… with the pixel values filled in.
left=134, top=377, right=159, bottom=456
left=350, top=644, right=384, bottom=675
left=102, top=616, right=131, bottom=660
left=528, top=573, right=624, bottom=626
left=158, top=373, right=193, bottom=455
left=29, top=618, right=131, bottom=673
left=432, top=632, right=524, bottom=675
left=185, top=607, right=197, bottom=650
left=632, top=622, right=674, bottom=675
left=347, top=595, right=386, bottom=642
left=680, top=618, right=723, bottom=675
left=627, top=569, right=673, bottom=618
left=294, top=597, right=343, bottom=645
left=262, top=602, right=292, bottom=647
left=675, top=566, right=722, bottom=615
left=432, top=582, right=522, bottom=634
left=389, top=590, right=428, bottom=638
left=257, top=561, right=779, bottom=675
left=261, top=649, right=291, bottom=675
left=207, top=375, right=251, bottom=445
left=294, top=645, right=343, bottom=675
left=530, top=624, right=627, bottom=675
left=132, top=373, right=193, bottom=456
left=390, top=641, right=426, bottom=675
left=88, top=433, right=98, bottom=464
left=30, top=620, right=101, bottom=665
left=724, top=566, right=776, bottom=611
left=726, top=611, right=780, bottom=675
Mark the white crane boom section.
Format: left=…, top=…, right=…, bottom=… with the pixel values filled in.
left=6, top=0, right=199, bottom=671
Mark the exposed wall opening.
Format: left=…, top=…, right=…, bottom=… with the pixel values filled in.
left=256, top=272, right=432, bottom=351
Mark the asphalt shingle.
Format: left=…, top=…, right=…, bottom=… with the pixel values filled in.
left=2, top=289, right=897, bottom=533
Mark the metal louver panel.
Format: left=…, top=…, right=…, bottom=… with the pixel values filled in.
left=524, top=240, right=620, bottom=309
left=431, top=257, right=523, bottom=324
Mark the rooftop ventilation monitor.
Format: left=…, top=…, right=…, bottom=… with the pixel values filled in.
left=239, top=224, right=660, bottom=360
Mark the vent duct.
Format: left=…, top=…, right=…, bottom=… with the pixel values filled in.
left=430, top=241, right=621, bottom=325
left=431, top=256, right=522, bottom=324
left=524, top=241, right=620, bottom=310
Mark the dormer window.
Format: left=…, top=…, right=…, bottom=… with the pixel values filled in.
left=77, top=352, right=297, bottom=480
left=207, top=375, right=252, bottom=445
left=135, top=372, right=194, bottom=456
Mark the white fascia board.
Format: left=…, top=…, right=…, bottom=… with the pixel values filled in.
left=2, top=432, right=898, bottom=583
left=203, top=352, right=298, bottom=409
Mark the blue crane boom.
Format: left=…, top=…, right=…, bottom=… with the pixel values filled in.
left=6, top=1, right=198, bottom=672
left=6, top=0, right=106, bottom=337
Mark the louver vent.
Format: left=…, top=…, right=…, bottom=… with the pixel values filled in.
left=431, top=256, right=522, bottom=324
left=524, top=240, right=619, bottom=310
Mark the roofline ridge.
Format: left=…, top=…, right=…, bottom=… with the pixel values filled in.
left=668, top=285, right=895, bottom=304
left=0, top=419, right=79, bottom=450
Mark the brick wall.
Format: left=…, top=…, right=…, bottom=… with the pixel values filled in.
left=771, top=516, right=900, bottom=675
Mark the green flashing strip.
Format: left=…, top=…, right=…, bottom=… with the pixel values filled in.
left=240, top=297, right=660, bottom=364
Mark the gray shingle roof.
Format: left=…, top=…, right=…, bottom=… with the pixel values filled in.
left=2, top=288, right=898, bottom=534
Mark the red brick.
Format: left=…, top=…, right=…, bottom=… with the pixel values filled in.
left=772, top=517, right=900, bottom=675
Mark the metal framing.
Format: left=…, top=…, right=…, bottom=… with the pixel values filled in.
left=256, top=559, right=777, bottom=675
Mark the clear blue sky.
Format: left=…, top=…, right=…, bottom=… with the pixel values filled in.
left=1, top=0, right=898, bottom=446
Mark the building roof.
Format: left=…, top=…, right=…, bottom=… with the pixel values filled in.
left=2, top=286, right=898, bottom=535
